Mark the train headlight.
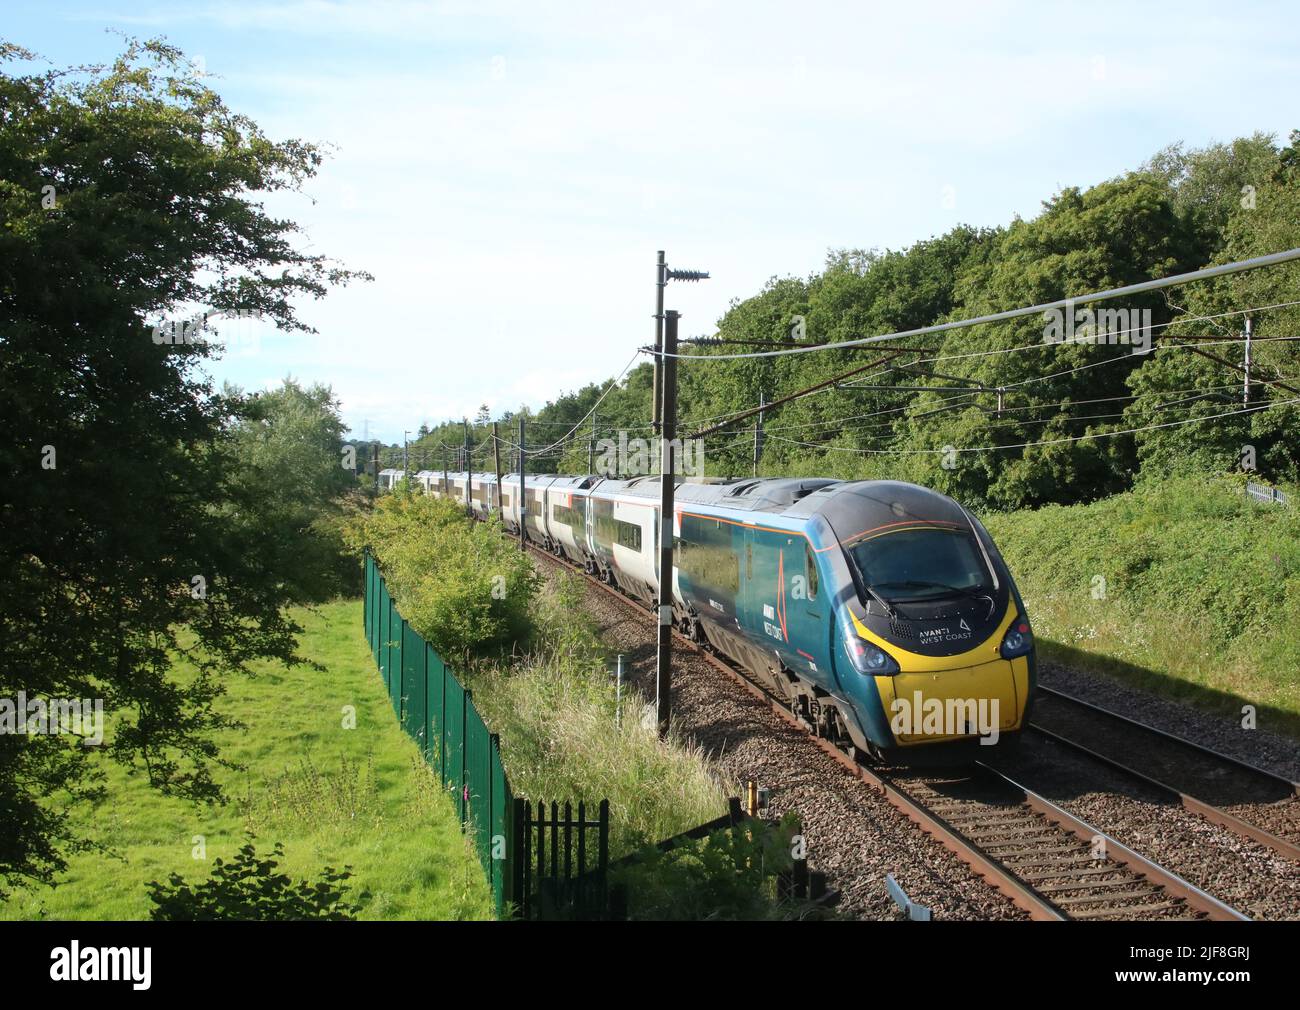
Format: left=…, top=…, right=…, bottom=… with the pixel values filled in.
left=1000, top=618, right=1033, bottom=659
left=847, top=638, right=900, bottom=676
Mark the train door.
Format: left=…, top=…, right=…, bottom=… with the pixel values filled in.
left=583, top=490, right=597, bottom=562
left=743, top=525, right=787, bottom=655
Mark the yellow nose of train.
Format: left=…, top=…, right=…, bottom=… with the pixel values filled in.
left=850, top=606, right=1030, bottom=746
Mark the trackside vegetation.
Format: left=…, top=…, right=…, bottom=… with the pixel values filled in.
left=1, top=38, right=369, bottom=893
left=984, top=475, right=1300, bottom=735
left=350, top=491, right=844, bottom=918
left=345, top=490, right=733, bottom=855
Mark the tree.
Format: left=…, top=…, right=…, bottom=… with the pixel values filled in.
left=0, top=38, right=368, bottom=893
left=347, top=495, right=539, bottom=659
left=890, top=175, right=1195, bottom=508
left=226, top=378, right=360, bottom=600
left=1126, top=132, right=1300, bottom=482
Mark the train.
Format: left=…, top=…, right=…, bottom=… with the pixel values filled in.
left=381, top=467, right=1035, bottom=762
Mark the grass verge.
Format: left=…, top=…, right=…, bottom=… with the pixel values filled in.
left=464, top=570, right=734, bottom=857
left=0, top=600, right=493, bottom=921
left=983, top=474, right=1300, bottom=737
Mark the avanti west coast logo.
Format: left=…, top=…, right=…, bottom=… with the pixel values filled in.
left=50, top=942, right=151, bottom=990
left=889, top=694, right=1001, bottom=745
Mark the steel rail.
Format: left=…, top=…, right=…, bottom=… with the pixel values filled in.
left=977, top=764, right=1251, bottom=921
left=1024, top=686, right=1300, bottom=861
left=1036, top=684, right=1300, bottom=795
left=521, top=539, right=1252, bottom=921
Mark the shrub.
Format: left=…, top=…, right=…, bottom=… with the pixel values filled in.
left=345, top=492, right=540, bottom=659
left=146, top=838, right=362, bottom=921
left=612, top=814, right=815, bottom=920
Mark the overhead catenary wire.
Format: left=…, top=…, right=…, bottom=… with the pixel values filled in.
left=714, top=311, right=1300, bottom=442
left=644, top=249, right=1300, bottom=362
left=763, top=396, right=1300, bottom=457
left=749, top=380, right=1270, bottom=439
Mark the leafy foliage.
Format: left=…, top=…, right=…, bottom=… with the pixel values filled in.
left=388, top=133, right=1299, bottom=513
left=0, top=38, right=366, bottom=893
left=612, top=814, right=816, bottom=921
left=345, top=491, right=540, bottom=658
left=226, top=378, right=361, bottom=600
left=146, top=838, right=361, bottom=921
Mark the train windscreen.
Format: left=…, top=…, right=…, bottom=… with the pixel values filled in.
left=845, top=526, right=990, bottom=604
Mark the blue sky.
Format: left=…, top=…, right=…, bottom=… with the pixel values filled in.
left=7, top=1, right=1299, bottom=442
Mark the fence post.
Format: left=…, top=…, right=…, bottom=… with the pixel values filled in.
left=598, top=798, right=610, bottom=917
left=511, top=797, right=526, bottom=918
left=459, top=688, right=470, bottom=824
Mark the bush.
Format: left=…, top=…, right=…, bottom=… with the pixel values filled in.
left=146, top=838, right=362, bottom=921
left=345, top=491, right=540, bottom=659
left=612, top=814, right=816, bottom=920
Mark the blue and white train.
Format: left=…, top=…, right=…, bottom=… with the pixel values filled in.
left=401, top=469, right=1035, bottom=762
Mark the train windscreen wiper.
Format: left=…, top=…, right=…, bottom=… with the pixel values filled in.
left=874, top=580, right=990, bottom=602
left=841, top=547, right=898, bottom=618
left=861, top=583, right=899, bottom=619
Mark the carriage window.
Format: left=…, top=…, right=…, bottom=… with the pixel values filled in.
left=615, top=520, right=641, bottom=551
left=805, top=543, right=818, bottom=601
left=553, top=504, right=583, bottom=529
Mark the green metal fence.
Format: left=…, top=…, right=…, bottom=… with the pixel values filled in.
left=363, top=549, right=512, bottom=915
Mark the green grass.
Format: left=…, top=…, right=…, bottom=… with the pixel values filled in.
left=983, top=474, right=1300, bottom=737
left=0, top=600, right=493, bottom=921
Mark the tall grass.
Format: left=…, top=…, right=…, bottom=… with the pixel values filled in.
left=464, top=573, right=733, bottom=855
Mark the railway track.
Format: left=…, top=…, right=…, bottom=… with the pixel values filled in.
left=1024, top=685, right=1300, bottom=861
left=525, top=541, right=1253, bottom=921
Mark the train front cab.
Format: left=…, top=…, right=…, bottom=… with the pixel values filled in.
left=833, top=603, right=1034, bottom=762
left=809, top=482, right=1036, bottom=763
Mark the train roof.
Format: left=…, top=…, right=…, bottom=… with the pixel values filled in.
left=788, top=479, right=971, bottom=539
left=432, top=472, right=969, bottom=533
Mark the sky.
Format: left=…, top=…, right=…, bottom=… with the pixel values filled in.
left=7, top=1, right=1299, bottom=442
